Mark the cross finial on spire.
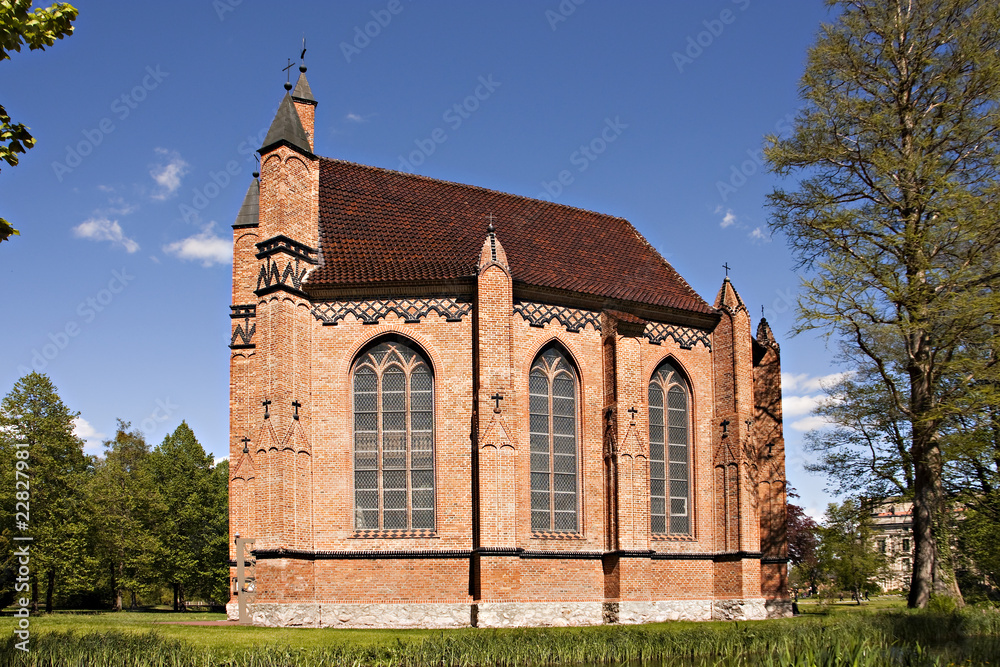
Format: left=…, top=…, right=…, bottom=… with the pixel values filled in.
left=241, top=436, right=251, bottom=454
left=723, top=262, right=731, bottom=277
left=262, top=398, right=271, bottom=420
left=282, top=58, right=295, bottom=90
left=486, top=213, right=496, bottom=233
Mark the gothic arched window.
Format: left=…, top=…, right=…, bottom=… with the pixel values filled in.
left=649, top=359, right=691, bottom=535
left=352, top=339, right=434, bottom=531
left=529, top=346, right=578, bottom=532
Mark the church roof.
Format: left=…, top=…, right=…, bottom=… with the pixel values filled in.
left=291, top=71, right=316, bottom=104
left=260, top=93, right=312, bottom=155
left=307, top=159, right=713, bottom=315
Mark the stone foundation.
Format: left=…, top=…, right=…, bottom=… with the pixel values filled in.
left=233, top=598, right=772, bottom=627
left=237, top=602, right=473, bottom=628
left=765, top=598, right=794, bottom=619
left=711, top=598, right=768, bottom=621
left=474, top=601, right=605, bottom=627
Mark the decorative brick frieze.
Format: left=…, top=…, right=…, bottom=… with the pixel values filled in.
left=513, top=301, right=601, bottom=333
left=310, top=298, right=472, bottom=326
left=230, top=304, right=256, bottom=349
left=255, top=257, right=311, bottom=297
left=255, top=234, right=318, bottom=263
left=644, top=322, right=712, bottom=350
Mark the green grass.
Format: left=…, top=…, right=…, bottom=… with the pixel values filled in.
left=2, top=603, right=999, bottom=666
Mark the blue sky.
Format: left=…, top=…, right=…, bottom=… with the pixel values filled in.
left=1, top=1, right=847, bottom=519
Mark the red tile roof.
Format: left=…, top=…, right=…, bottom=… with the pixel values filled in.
left=308, top=158, right=713, bottom=315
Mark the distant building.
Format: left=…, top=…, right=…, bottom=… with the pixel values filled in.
left=870, top=501, right=913, bottom=591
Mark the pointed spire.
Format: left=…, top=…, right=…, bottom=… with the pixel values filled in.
left=260, top=93, right=313, bottom=156
left=291, top=70, right=316, bottom=105
left=714, top=276, right=746, bottom=313
left=233, top=178, right=259, bottom=229
left=477, top=216, right=509, bottom=273
left=756, top=317, right=779, bottom=349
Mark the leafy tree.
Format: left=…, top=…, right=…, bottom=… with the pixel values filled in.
left=87, top=421, right=164, bottom=610
left=765, top=0, right=1000, bottom=607
left=148, top=422, right=227, bottom=609
left=0, top=372, right=92, bottom=612
left=787, top=496, right=822, bottom=596
left=818, top=499, right=889, bottom=603
left=1, top=1, right=78, bottom=242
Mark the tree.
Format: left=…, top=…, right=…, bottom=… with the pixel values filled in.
left=818, top=499, right=889, bottom=603
left=0, top=373, right=92, bottom=612
left=787, top=494, right=823, bottom=596
left=148, top=422, right=227, bottom=610
left=87, top=421, right=164, bottom=610
left=1, top=1, right=78, bottom=242
left=765, top=0, right=1000, bottom=607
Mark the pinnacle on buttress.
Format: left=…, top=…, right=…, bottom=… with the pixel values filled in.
left=259, top=93, right=313, bottom=156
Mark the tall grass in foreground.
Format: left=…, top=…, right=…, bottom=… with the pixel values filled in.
left=3, top=608, right=999, bottom=667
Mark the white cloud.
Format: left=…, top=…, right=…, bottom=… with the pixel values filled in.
left=73, top=417, right=106, bottom=455
left=717, top=207, right=737, bottom=228
left=163, top=222, right=232, bottom=266
left=214, top=455, right=229, bottom=467
left=749, top=226, right=768, bottom=242
left=782, top=394, right=823, bottom=418
left=73, top=217, right=140, bottom=253
left=784, top=371, right=854, bottom=394
left=790, top=415, right=831, bottom=432
left=345, top=113, right=368, bottom=123
left=149, top=148, right=189, bottom=200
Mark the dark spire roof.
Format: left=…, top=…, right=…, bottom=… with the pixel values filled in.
left=260, top=93, right=312, bottom=156
left=233, top=179, right=259, bottom=229
left=291, top=71, right=316, bottom=105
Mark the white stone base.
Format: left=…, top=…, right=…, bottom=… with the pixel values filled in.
left=243, top=602, right=472, bottom=628
left=226, top=602, right=237, bottom=621
left=618, top=599, right=714, bottom=623
left=711, top=598, right=768, bottom=621
left=237, top=598, right=770, bottom=627
left=765, top=599, right=794, bottom=619
left=474, top=601, right=605, bottom=627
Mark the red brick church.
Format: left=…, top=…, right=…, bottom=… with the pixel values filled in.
left=227, top=67, right=790, bottom=627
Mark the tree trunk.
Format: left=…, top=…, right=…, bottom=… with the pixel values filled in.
left=179, top=583, right=186, bottom=612
left=45, top=569, right=55, bottom=613
left=130, top=590, right=137, bottom=610
left=112, top=563, right=122, bottom=612
left=30, top=577, right=38, bottom=614
left=173, top=583, right=179, bottom=612
left=908, top=419, right=938, bottom=608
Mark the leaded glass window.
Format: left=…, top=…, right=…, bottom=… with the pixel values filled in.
left=529, top=347, right=578, bottom=532
left=649, top=359, right=691, bottom=535
left=352, top=339, right=434, bottom=531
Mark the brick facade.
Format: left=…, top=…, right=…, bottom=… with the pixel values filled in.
left=227, top=72, right=790, bottom=627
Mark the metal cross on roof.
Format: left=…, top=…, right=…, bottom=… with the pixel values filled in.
left=720, top=418, right=730, bottom=434
left=628, top=406, right=638, bottom=419
left=723, top=262, right=731, bottom=277
left=292, top=400, right=302, bottom=420
left=490, top=392, right=504, bottom=413
left=262, top=399, right=271, bottom=420
left=486, top=213, right=496, bottom=232
left=282, top=58, right=296, bottom=82
left=241, top=436, right=251, bottom=454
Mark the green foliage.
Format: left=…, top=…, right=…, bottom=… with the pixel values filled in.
left=765, top=0, right=1000, bottom=607
left=87, top=421, right=166, bottom=609
left=0, top=372, right=92, bottom=611
left=3, top=608, right=1000, bottom=666
left=818, top=500, right=889, bottom=601
left=0, top=1, right=78, bottom=242
left=148, top=422, right=230, bottom=607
